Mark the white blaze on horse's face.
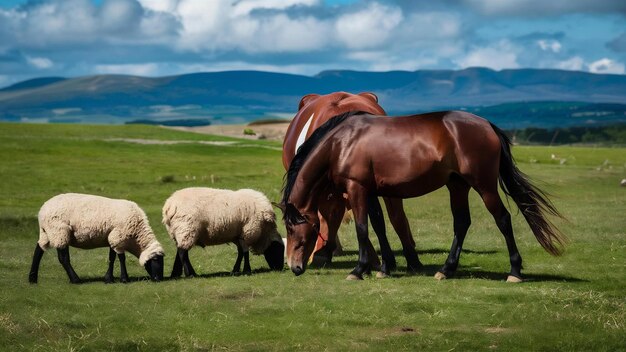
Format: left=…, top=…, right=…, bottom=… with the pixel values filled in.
left=294, top=113, right=314, bottom=155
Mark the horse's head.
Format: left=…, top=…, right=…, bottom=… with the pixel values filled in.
left=283, top=91, right=385, bottom=169
left=277, top=202, right=319, bottom=276
left=297, top=91, right=384, bottom=116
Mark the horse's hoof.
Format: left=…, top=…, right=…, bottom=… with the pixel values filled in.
left=346, top=274, right=363, bottom=281
left=376, top=271, right=390, bottom=279
left=434, top=272, right=447, bottom=281
left=506, top=275, right=523, bottom=283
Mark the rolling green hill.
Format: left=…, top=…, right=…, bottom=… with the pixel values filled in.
left=1, top=68, right=625, bottom=127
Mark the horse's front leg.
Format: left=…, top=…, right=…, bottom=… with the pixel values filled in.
left=367, top=195, right=396, bottom=278
left=346, top=182, right=374, bottom=280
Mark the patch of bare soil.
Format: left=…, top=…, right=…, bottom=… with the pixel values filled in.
left=167, top=122, right=291, bottom=141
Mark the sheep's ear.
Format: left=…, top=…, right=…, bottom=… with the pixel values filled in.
left=298, top=94, right=320, bottom=111
left=272, top=201, right=286, bottom=213
left=358, top=92, right=378, bottom=103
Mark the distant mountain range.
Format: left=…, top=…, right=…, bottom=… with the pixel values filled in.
left=1, top=67, right=625, bottom=128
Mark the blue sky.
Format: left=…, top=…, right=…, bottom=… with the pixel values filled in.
left=0, top=0, right=625, bottom=87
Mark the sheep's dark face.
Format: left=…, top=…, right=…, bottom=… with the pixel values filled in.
left=144, top=255, right=164, bottom=281
left=264, top=240, right=285, bottom=270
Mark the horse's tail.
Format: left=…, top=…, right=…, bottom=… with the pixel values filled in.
left=491, top=123, right=567, bottom=256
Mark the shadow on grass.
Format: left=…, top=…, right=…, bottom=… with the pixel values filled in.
left=62, top=265, right=583, bottom=284
left=55, top=276, right=156, bottom=284
left=452, top=269, right=586, bottom=283
left=311, top=259, right=584, bottom=283
left=337, top=248, right=498, bottom=257
left=52, top=267, right=281, bottom=284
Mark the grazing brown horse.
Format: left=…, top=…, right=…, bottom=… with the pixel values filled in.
left=281, top=111, right=566, bottom=281
left=282, top=92, right=421, bottom=275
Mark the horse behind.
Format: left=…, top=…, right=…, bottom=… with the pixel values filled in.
left=282, top=92, right=421, bottom=275
left=282, top=111, right=566, bottom=281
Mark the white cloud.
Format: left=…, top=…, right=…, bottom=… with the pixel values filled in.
left=455, top=40, right=520, bottom=70
left=556, top=56, right=584, bottom=71
left=94, top=63, right=159, bottom=76
left=173, top=0, right=330, bottom=53
left=176, top=61, right=329, bottom=76
left=401, top=12, right=461, bottom=40
left=335, top=3, right=403, bottom=50
left=537, top=40, right=561, bottom=53
left=345, top=51, right=438, bottom=71
left=464, top=0, right=626, bottom=16
left=232, top=0, right=319, bottom=16
left=136, top=0, right=178, bottom=13
left=1, top=0, right=623, bottom=82
left=246, top=15, right=331, bottom=52
left=26, top=56, right=54, bottom=69
left=588, top=58, right=625, bottom=74
left=99, top=0, right=143, bottom=33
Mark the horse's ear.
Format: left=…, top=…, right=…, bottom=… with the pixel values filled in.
left=272, top=201, right=286, bottom=213
left=298, top=94, right=320, bottom=111
left=359, top=92, right=378, bottom=103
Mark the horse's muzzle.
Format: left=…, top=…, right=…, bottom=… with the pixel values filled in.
left=291, top=264, right=306, bottom=276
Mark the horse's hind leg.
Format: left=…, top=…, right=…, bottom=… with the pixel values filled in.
left=436, top=176, right=471, bottom=280
left=479, top=189, right=523, bottom=282
left=384, top=197, right=422, bottom=273
left=368, top=195, right=396, bottom=277
left=57, top=247, right=81, bottom=284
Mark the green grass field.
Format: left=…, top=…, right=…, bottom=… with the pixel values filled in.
left=0, top=122, right=624, bottom=351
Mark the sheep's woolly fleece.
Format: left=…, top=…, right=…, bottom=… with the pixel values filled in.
left=38, top=193, right=164, bottom=265
left=162, top=187, right=282, bottom=254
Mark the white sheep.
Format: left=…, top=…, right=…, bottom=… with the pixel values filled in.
left=162, top=187, right=285, bottom=277
left=28, top=193, right=165, bottom=284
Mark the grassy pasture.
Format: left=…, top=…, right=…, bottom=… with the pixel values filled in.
left=0, top=122, right=624, bottom=351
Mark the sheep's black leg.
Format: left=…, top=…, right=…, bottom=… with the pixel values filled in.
left=28, top=243, right=45, bottom=284
left=104, top=248, right=116, bottom=283
left=178, top=248, right=196, bottom=277
left=171, top=249, right=183, bottom=278
left=232, top=241, right=244, bottom=274
left=57, top=247, right=81, bottom=284
left=118, top=253, right=129, bottom=283
left=242, top=250, right=251, bottom=275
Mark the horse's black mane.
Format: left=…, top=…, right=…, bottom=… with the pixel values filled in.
left=281, top=110, right=366, bottom=225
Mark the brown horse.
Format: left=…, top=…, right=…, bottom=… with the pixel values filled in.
left=281, top=111, right=566, bottom=281
left=282, top=92, right=421, bottom=275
